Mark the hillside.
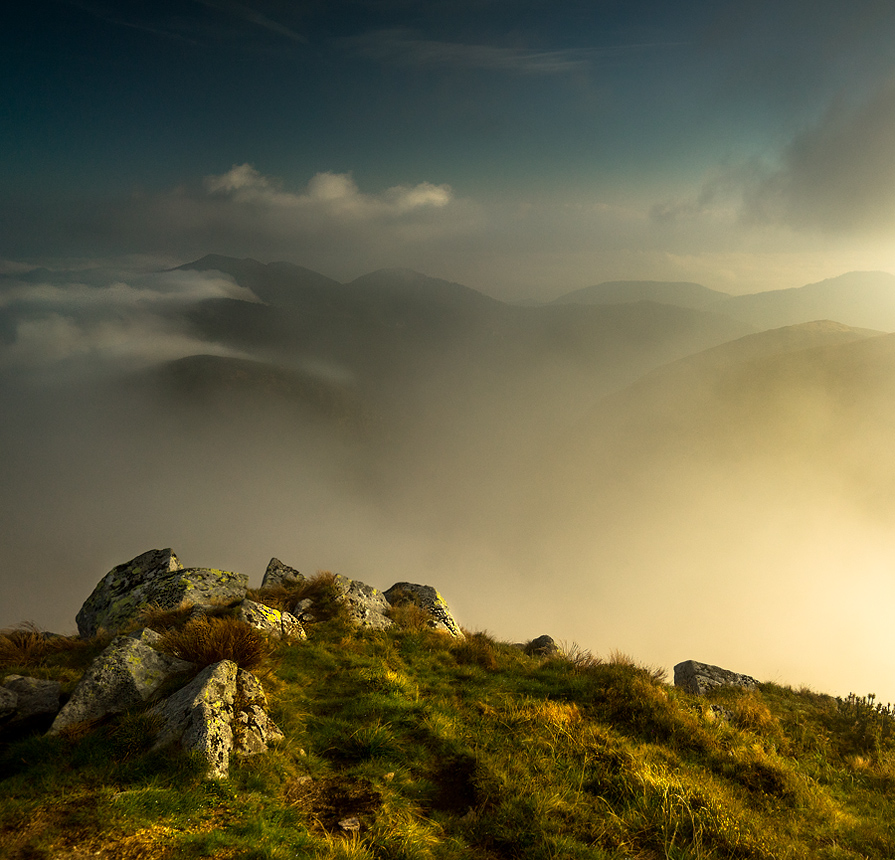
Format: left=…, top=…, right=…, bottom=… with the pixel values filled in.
left=3, top=582, right=895, bottom=860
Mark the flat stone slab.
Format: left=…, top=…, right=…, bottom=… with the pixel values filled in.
left=76, top=548, right=248, bottom=637
left=2, top=675, right=61, bottom=723
left=673, top=660, right=759, bottom=696
left=237, top=600, right=306, bottom=640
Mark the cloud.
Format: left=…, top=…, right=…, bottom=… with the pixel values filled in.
left=344, top=28, right=603, bottom=75
left=0, top=267, right=258, bottom=375
left=654, top=81, right=895, bottom=237
left=203, top=164, right=453, bottom=219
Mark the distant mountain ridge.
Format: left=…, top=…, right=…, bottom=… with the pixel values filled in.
left=553, top=280, right=729, bottom=310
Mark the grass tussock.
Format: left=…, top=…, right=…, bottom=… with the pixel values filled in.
left=156, top=615, right=275, bottom=673
left=8, top=612, right=895, bottom=859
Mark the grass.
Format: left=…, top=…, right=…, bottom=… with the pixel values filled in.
left=5, top=614, right=895, bottom=858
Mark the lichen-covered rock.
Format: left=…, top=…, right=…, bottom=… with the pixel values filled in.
left=383, top=582, right=463, bottom=638
left=261, top=558, right=305, bottom=589
left=150, top=660, right=238, bottom=780
left=76, top=548, right=248, bottom=637
left=48, top=634, right=195, bottom=734
left=0, top=687, right=17, bottom=721
left=237, top=600, right=306, bottom=640
left=673, top=660, right=759, bottom=696
left=233, top=668, right=284, bottom=756
left=334, top=576, right=393, bottom=630
left=524, top=635, right=559, bottom=657
left=2, top=675, right=61, bottom=723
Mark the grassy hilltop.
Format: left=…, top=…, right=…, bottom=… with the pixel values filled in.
left=2, top=575, right=895, bottom=859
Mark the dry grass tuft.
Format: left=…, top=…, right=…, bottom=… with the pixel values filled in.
left=0, top=623, right=85, bottom=670
left=452, top=631, right=499, bottom=670
left=156, top=615, right=274, bottom=672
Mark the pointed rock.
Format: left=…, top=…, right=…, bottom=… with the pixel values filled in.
left=150, top=660, right=238, bottom=779
left=261, top=558, right=305, bottom=589
left=383, top=583, right=463, bottom=638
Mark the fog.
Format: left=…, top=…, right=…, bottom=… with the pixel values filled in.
left=3, top=259, right=895, bottom=705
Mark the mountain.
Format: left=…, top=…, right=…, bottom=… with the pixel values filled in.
left=717, top=271, right=895, bottom=331
left=552, top=279, right=730, bottom=309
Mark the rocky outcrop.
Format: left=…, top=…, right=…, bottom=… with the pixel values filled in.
left=48, top=630, right=195, bottom=734
left=383, top=583, right=463, bottom=638
left=1, top=675, right=61, bottom=724
left=673, top=660, right=759, bottom=696
left=149, top=660, right=282, bottom=779
left=76, top=548, right=248, bottom=638
left=237, top=600, right=305, bottom=640
left=261, top=558, right=305, bottom=589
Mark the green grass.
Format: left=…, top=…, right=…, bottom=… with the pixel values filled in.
left=4, top=617, right=895, bottom=858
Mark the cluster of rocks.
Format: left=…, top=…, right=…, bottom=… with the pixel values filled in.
left=2, top=547, right=466, bottom=779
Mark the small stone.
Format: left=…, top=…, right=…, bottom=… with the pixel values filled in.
left=338, top=816, right=361, bottom=832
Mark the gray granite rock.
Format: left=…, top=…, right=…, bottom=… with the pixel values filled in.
left=76, top=548, right=248, bottom=637
left=335, top=576, right=393, bottom=630
left=150, top=660, right=238, bottom=780
left=237, top=600, right=306, bottom=641
left=233, top=668, right=284, bottom=756
left=0, top=687, right=17, bottom=721
left=48, top=634, right=195, bottom=734
left=383, top=582, right=463, bottom=638
left=2, top=675, right=61, bottom=722
left=261, top=558, right=305, bottom=589
left=673, top=660, right=759, bottom=696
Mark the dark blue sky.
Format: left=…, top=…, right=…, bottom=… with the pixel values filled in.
left=5, top=0, right=895, bottom=296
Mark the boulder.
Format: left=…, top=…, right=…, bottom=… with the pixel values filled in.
left=2, top=675, right=61, bottom=723
left=524, top=635, right=560, bottom=657
left=383, top=583, right=463, bottom=638
left=0, top=687, right=17, bottom=721
left=261, top=558, right=305, bottom=589
left=149, top=661, right=281, bottom=778
left=150, top=660, right=238, bottom=780
left=233, top=668, right=284, bottom=755
left=335, top=576, right=393, bottom=630
left=673, top=660, right=759, bottom=696
left=237, top=600, right=306, bottom=640
left=48, top=632, right=195, bottom=734
left=76, top=548, right=248, bottom=637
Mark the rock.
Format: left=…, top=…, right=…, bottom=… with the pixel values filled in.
left=524, top=635, right=559, bottom=657
left=236, top=600, right=306, bottom=641
left=76, top=548, right=248, bottom=637
left=335, top=576, right=393, bottom=630
left=339, top=816, right=361, bottom=832
left=383, top=583, right=463, bottom=638
left=232, top=668, right=284, bottom=755
left=0, top=687, right=17, bottom=721
left=261, top=558, right=305, bottom=589
left=48, top=633, right=195, bottom=734
left=150, top=660, right=238, bottom=780
left=2, top=676, right=61, bottom=723
left=673, top=660, right=759, bottom=696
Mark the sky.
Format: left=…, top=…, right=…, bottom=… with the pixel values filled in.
left=5, top=0, right=895, bottom=299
